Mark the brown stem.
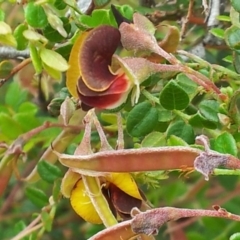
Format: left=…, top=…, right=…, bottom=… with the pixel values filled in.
left=180, top=0, right=194, bottom=39
left=0, top=58, right=31, bottom=87
left=131, top=206, right=240, bottom=235
left=0, top=161, right=36, bottom=215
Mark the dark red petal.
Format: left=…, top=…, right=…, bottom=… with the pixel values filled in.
left=77, top=74, right=129, bottom=96
left=80, top=25, right=121, bottom=92
left=109, top=183, right=142, bottom=219
left=77, top=91, right=128, bottom=110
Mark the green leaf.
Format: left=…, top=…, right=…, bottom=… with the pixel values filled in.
left=55, top=44, right=72, bottom=60
left=25, top=186, right=48, bottom=208
left=233, top=52, right=240, bottom=73
left=5, top=81, right=28, bottom=111
left=93, top=0, right=110, bottom=7
left=186, top=232, right=206, bottom=240
left=54, top=0, right=67, bottom=10
left=13, top=24, right=28, bottom=50
left=230, top=233, right=240, bottom=240
left=0, top=33, right=17, bottom=47
left=217, top=175, right=238, bottom=191
left=209, top=28, right=225, bottom=39
left=23, top=29, right=48, bottom=43
left=230, top=7, right=240, bottom=28
left=112, top=4, right=134, bottom=22
left=100, top=112, right=117, bottom=125
left=0, top=113, right=23, bottom=139
left=0, top=21, right=12, bottom=34
left=40, top=48, right=69, bottom=72
left=223, top=55, right=233, bottom=63
left=0, top=9, right=5, bottom=21
left=212, top=132, right=238, bottom=156
left=43, top=17, right=71, bottom=43
left=141, top=132, right=166, bottom=147
left=225, top=26, right=240, bottom=51
left=41, top=211, right=52, bottom=232
left=14, top=112, right=40, bottom=132
left=79, top=9, right=116, bottom=28
left=199, top=100, right=219, bottom=123
left=0, top=60, right=13, bottom=78
left=126, top=101, right=158, bottom=137
left=159, top=80, right=190, bottom=110
left=13, top=221, right=28, bottom=240
left=25, top=2, right=48, bottom=28
left=167, top=135, right=188, bottom=146
left=176, top=73, right=198, bottom=96
left=157, top=105, right=175, bottom=122
left=42, top=62, right=62, bottom=80
left=216, top=15, right=231, bottom=22
left=37, top=161, right=62, bottom=183
left=167, top=120, right=195, bottom=144
left=29, top=43, right=42, bottom=74
left=231, top=0, right=240, bottom=12
left=189, top=112, right=217, bottom=129
left=53, top=179, right=61, bottom=202
left=18, top=102, right=38, bottom=114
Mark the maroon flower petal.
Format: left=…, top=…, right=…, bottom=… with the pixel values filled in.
left=80, top=25, right=121, bottom=92
left=78, top=90, right=129, bottom=110
left=77, top=73, right=129, bottom=97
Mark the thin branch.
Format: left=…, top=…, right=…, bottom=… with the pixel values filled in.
left=11, top=223, right=43, bottom=240
left=0, top=58, right=31, bottom=87
left=0, top=46, right=30, bottom=59
left=180, top=0, right=194, bottom=39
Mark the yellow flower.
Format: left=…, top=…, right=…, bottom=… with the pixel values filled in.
left=62, top=170, right=142, bottom=224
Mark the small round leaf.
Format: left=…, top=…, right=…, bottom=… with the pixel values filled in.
left=13, top=24, right=28, bottom=50
left=199, top=100, right=219, bottom=123
left=231, top=0, right=240, bottom=12
left=159, top=80, right=189, bottom=110
left=25, top=186, right=48, bottom=207
left=141, top=132, right=166, bottom=147
left=25, top=2, right=48, bottom=28
left=126, top=101, right=158, bottom=137
left=43, top=17, right=71, bottom=42
left=0, top=60, right=13, bottom=78
left=212, top=132, right=238, bottom=156
left=167, top=120, right=195, bottom=144
left=37, top=161, right=63, bottom=183
left=40, top=48, right=69, bottom=72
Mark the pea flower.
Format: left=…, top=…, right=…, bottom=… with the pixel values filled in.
left=66, top=13, right=181, bottom=110
left=66, top=25, right=132, bottom=110
left=61, top=170, right=144, bottom=224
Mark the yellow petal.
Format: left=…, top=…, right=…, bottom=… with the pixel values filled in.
left=70, top=179, right=102, bottom=224
left=106, top=173, right=142, bottom=200
left=66, top=31, right=89, bottom=98
left=61, top=169, right=81, bottom=198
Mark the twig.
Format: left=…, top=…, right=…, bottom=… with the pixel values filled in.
left=0, top=46, right=30, bottom=59
left=0, top=58, right=31, bottom=87
left=166, top=183, right=240, bottom=234
left=90, top=206, right=240, bottom=239
left=131, top=206, right=240, bottom=235
left=180, top=0, right=194, bottom=39
left=20, top=121, right=83, bottom=143
left=0, top=161, right=35, bottom=215
left=11, top=223, right=43, bottom=240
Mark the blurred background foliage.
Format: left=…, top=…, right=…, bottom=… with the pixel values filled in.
left=1, top=0, right=240, bottom=240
